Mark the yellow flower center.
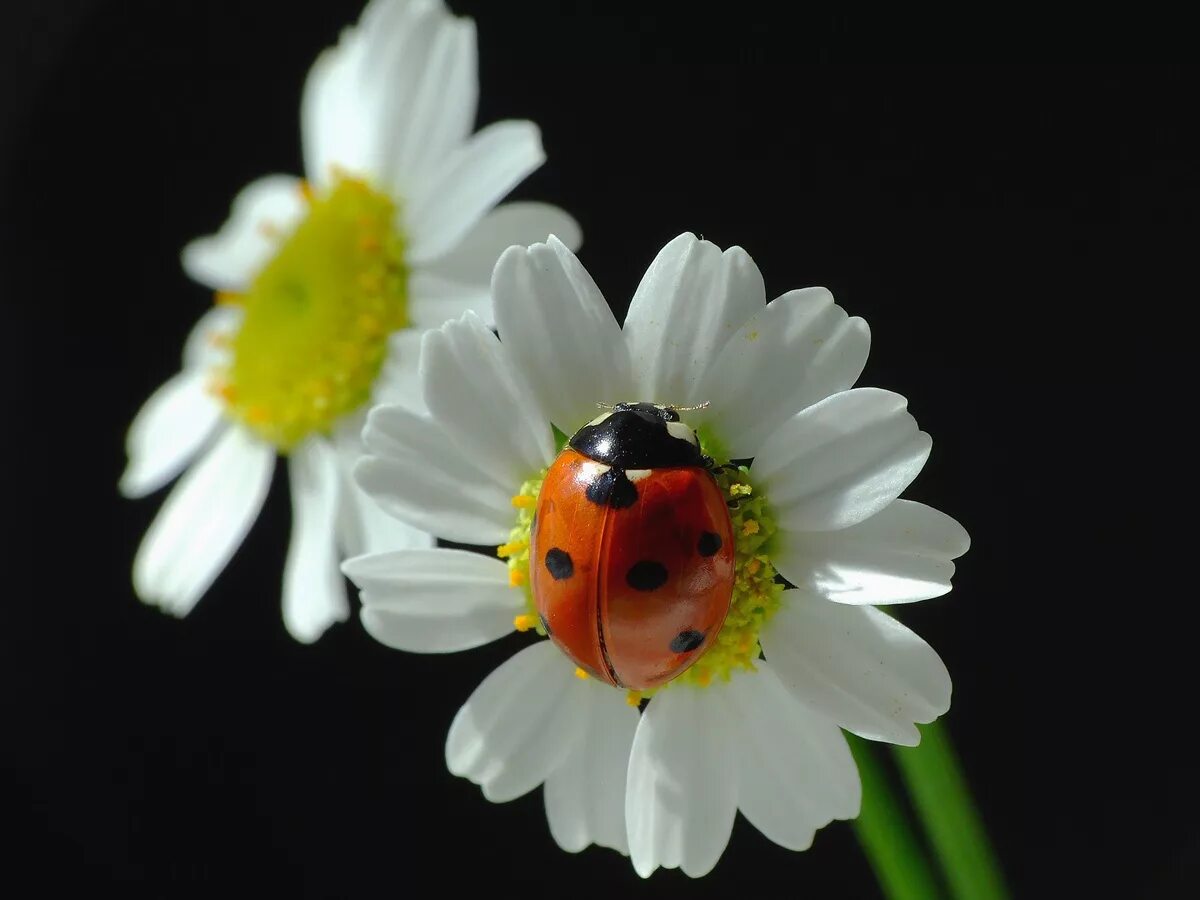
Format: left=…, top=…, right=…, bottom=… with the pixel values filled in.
left=499, top=431, right=783, bottom=700
left=211, top=175, right=408, bottom=450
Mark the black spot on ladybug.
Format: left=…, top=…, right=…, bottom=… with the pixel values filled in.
left=670, top=629, right=706, bottom=653
left=697, top=531, right=722, bottom=557
left=538, top=613, right=552, bottom=636
left=626, top=560, right=668, bottom=591
left=544, top=548, right=574, bottom=580
left=585, top=468, right=638, bottom=509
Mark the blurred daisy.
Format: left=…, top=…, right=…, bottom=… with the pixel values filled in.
left=344, top=233, right=969, bottom=875
left=120, top=0, right=579, bottom=641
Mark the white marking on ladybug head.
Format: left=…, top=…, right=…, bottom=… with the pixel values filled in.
left=580, top=461, right=612, bottom=480
left=625, top=468, right=652, bottom=483
left=665, top=421, right=698, bottom=445
left=586, top=411, right=613, bottom=428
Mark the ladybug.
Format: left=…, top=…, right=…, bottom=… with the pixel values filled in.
left=530, top=402, right=735, bottom=691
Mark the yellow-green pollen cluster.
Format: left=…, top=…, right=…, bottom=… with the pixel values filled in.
left=497, top=444, right=784, bottom=704
left=209, top=175, right=408, bottom=451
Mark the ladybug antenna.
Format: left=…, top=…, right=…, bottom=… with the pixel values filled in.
left=595, top=401, right=616, bottom=410
left=671, top=401, right=710, bottom=412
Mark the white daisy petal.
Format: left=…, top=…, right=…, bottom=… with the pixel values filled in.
left=408, top=272, right=492, bottom=328
left=182, top=305, right=243, bottom=371
left=544, top=679, right=639, bottom=856
left=133, top=426, right=274, bottom=617
left=368, top=332, right=428, bottom=411
left=447, top=642, right=587, bottom=802
left=405, top=121, right=546, bottom=264
left=345, top=549, right=520, bottom=653
left=282, top=439, right=348, bottom=643
left=181, top=175, right=307, bottom=292
left=761, top=593, right=952, bottom=746
left=420, top=312, right=555, bottom=488
left=340, top=474, right=435, bottom=557
left=623, top=233, right=766, bottom=404
left=424, top=202, right=583, bottom=286
left=385, top=15, right=478, bottom=190
left=754, top=388, right=932, bottom=533
left=356, top=403, right=515, bottom=545
left=299, top=32, right=365, bottom=184
left=119, top=371, right=223, bottom=499
left=331, top=420, right=434, bottom=556
left=626, top=686, right=737, bottom=879
left=492, top=238, right=634, bottom=436
left=300, top=0, right=446, bottom=186
left=693, top=287, right=871, bottom=458
left=773, top=500, right=971, bottom=605
left=725, top=663, right=860, bottom=851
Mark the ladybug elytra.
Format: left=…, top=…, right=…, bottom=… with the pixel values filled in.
left=530, top=403, right=735, bottom=691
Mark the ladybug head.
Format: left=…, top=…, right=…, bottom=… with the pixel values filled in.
left=569, top=402, right=704, bottom=469
left=612, top=401, right=680, bottom=422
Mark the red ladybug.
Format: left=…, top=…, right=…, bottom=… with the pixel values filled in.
left=531, top=403, right=735, bottom=691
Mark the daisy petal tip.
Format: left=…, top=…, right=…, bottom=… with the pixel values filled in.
left=666, top=230, right=700, bottom=247
left=545, top=221, right=584, bottom=254
left=361, top=400, right=393, bottom=430
left=338, top=552, right=374, bottom=583
left=480, top=779, right=530, bottom=805
left=493, top=241, right=533, bottom=279
left=548, top=834, right=587, bottom=856
left=514, top=232, right=563, bottom=263
left=722, top=242, right=754, bottom=264
left=454, top=307, right=490, bottom=333
left=131, top=579, right=157, bottom=609
left=521, top=118, right=546, bottom=157
left=359, top=401, right=411, bottom=454
left=349, top=453, right=386, bottom=500
left=631, top=855, right=659, bottom=880
left=137, top=580, right=197, bottom=621
left=454, top=9, right=477, bottom=33
left=117, top=467, right=147, bottom=501
left=781, top=834, right=818, bottom=853
left=178, top=238, right=203, bottom=277
left=283, top=614, right=332, bottom=646
left=682, top=857, right=722, bottom=879
left=525, top=236, right=564, bottom=270
left=179, top=235, right=226, bottom=286
left=930, top=672, right=954, bottom=720
left=485, top=118, right=545, bottom=168
left=444, top=754, right=470, bottom=781
left=947, top=514, right=972, bottom=558
left=131, top=566, right=163, bottom=613
left=359, top=608, right=415, bottom=653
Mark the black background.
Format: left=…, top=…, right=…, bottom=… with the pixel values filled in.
left=2, top=3, right=1196, bottom=897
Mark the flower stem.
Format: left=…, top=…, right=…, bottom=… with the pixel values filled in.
left=892, top=721, right=1011, bottom=900
left=847, top=735, right=946, bottom=900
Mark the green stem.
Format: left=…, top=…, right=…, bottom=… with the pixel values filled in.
left=847, top=735, right=947, bottom=900
left=892, top=721, right=1011, bottom=900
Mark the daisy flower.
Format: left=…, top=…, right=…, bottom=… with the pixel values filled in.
left=343, top=233, right=969, bottom=876
left=119, top=0, right=579, bottom=642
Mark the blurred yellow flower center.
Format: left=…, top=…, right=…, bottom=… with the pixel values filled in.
left=213, top=176, right=407, bottom=450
